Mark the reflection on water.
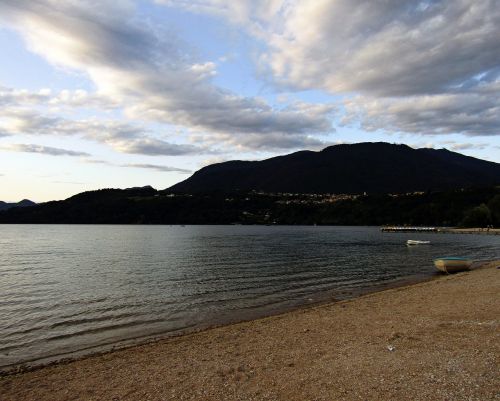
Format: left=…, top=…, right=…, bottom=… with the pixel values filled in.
left=0, top=225, right=498, bottom=368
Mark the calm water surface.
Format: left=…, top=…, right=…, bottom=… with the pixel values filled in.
left=0, top=225, right=498, bottom=369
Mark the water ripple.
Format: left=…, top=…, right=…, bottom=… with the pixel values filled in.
left=0, top=225, right=498, bottom=369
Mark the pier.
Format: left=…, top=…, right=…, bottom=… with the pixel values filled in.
left=381, top=226, right=500, bottom=235
left=381, top=226, right=438, bottom=232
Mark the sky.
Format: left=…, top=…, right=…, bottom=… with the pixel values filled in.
left=0, top=0, right=499, bottom=202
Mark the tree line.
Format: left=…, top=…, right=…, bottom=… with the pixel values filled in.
left=0, top=186, right=498, bottom=227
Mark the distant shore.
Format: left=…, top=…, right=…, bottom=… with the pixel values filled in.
left=1, top=260, right=499, bottom=400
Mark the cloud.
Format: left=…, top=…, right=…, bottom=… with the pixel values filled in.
left=343, top=90, right=500, bottom=137
left=83, top=158, right=191, bottom=174
left=0, top=86, right=50, bottom=106
left=406, top=140, right=489, bottom=152
left=1, top=143, right=91, bottom=157
left=82, top=159, right=113, bottom=166
left=112, top=138, right=202, bottom=156
left=446, top=143, right=487, bottom=152
left=251, top=0, right=500, bottom=97
left=0, top=107, right=207, bottom=156
left=0, top=86, right=118, bottom=110
left=425, top=140, right=491, bottom=152
left=2, top=0, right=498, bottom=148
left=200, top=156, right=228, bottom=168
left=51, top=180, right=87, bottom=185
left=0, top=0, right=334, bottom=151
left=162, top=0, right=500, bottom=139
left=199, top=132, right=330, bottom=152
left=0, top=109, right=61, bottom=135
left=123, top=163, right=191, bottom=173
left=155, top=1, right=283, bottom=36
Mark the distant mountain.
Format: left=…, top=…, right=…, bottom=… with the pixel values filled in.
left=0, top=199, right=36, bottom=211
left=168, top=142, right=500, bottom=194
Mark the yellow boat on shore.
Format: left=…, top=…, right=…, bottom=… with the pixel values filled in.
left=434, top=257, right=473, bottom=273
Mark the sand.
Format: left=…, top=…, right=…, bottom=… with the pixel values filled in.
left=1, top=261, right=499, bottom=401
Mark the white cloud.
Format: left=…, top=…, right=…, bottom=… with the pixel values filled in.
left=155, top=0, right=284, bottom=30
left=162, top=0, right=500, bottom=139
left=343, top=89, right=500, bottom=137
left=0, top=107, right=209, bottom=156
left=1, top=143, right=91, bottom=157
left=254, top=0, right=500, bottom=96
left=198, top=132, right=331, bottom=152
left=406, top=140, right=491, bottom=153
left=0, top=86, right=116, bottom=110
left=446, top=143, right=487, bottom=151
left=0, top=86, right=51, bottom=106
left=2, top=0, right=498, bottom=154
left=0, top=0, right=334, bottom=152
left=112, top=138, right=202, bottom=156
left=434, top=141, right=490, bottom=152
left=200, top=156, right=228, bottom=167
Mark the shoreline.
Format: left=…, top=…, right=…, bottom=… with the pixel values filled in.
left=0, top=269, right=442, bottom=376
left=1, top=260, right=499, bottom=400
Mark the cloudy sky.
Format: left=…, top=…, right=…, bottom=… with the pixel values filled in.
left=0, top=0, right=499, bottom=201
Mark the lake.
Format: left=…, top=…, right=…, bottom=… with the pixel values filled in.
left=0, top=225, right=498, bottom=369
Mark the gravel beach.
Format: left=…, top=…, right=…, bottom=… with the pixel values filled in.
left=1, top=260, right=499, bottom=401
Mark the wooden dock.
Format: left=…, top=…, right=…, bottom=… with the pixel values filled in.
left=381, top=226, right=438, bottom=232
left=381, top=227, right=500, bottom=235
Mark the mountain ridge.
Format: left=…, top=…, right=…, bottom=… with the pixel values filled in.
left=168, top=142, right=500, bottom=194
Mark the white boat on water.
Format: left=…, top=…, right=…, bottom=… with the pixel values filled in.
left=406, top=240, right=430, bottom=245
left=434, top=257, right=473, bottom=273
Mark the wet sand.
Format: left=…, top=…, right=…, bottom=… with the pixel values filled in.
left=1, top=260, right=499, bottom=401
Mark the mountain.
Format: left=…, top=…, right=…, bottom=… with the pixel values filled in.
left=168, top=143, right=500, bottom=194
left=0, top=143, right=498, bottom=225
left=0, top=199, right=36, bottom=211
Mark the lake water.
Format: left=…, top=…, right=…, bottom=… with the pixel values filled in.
left=0, top=225, right=498, bottom=369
